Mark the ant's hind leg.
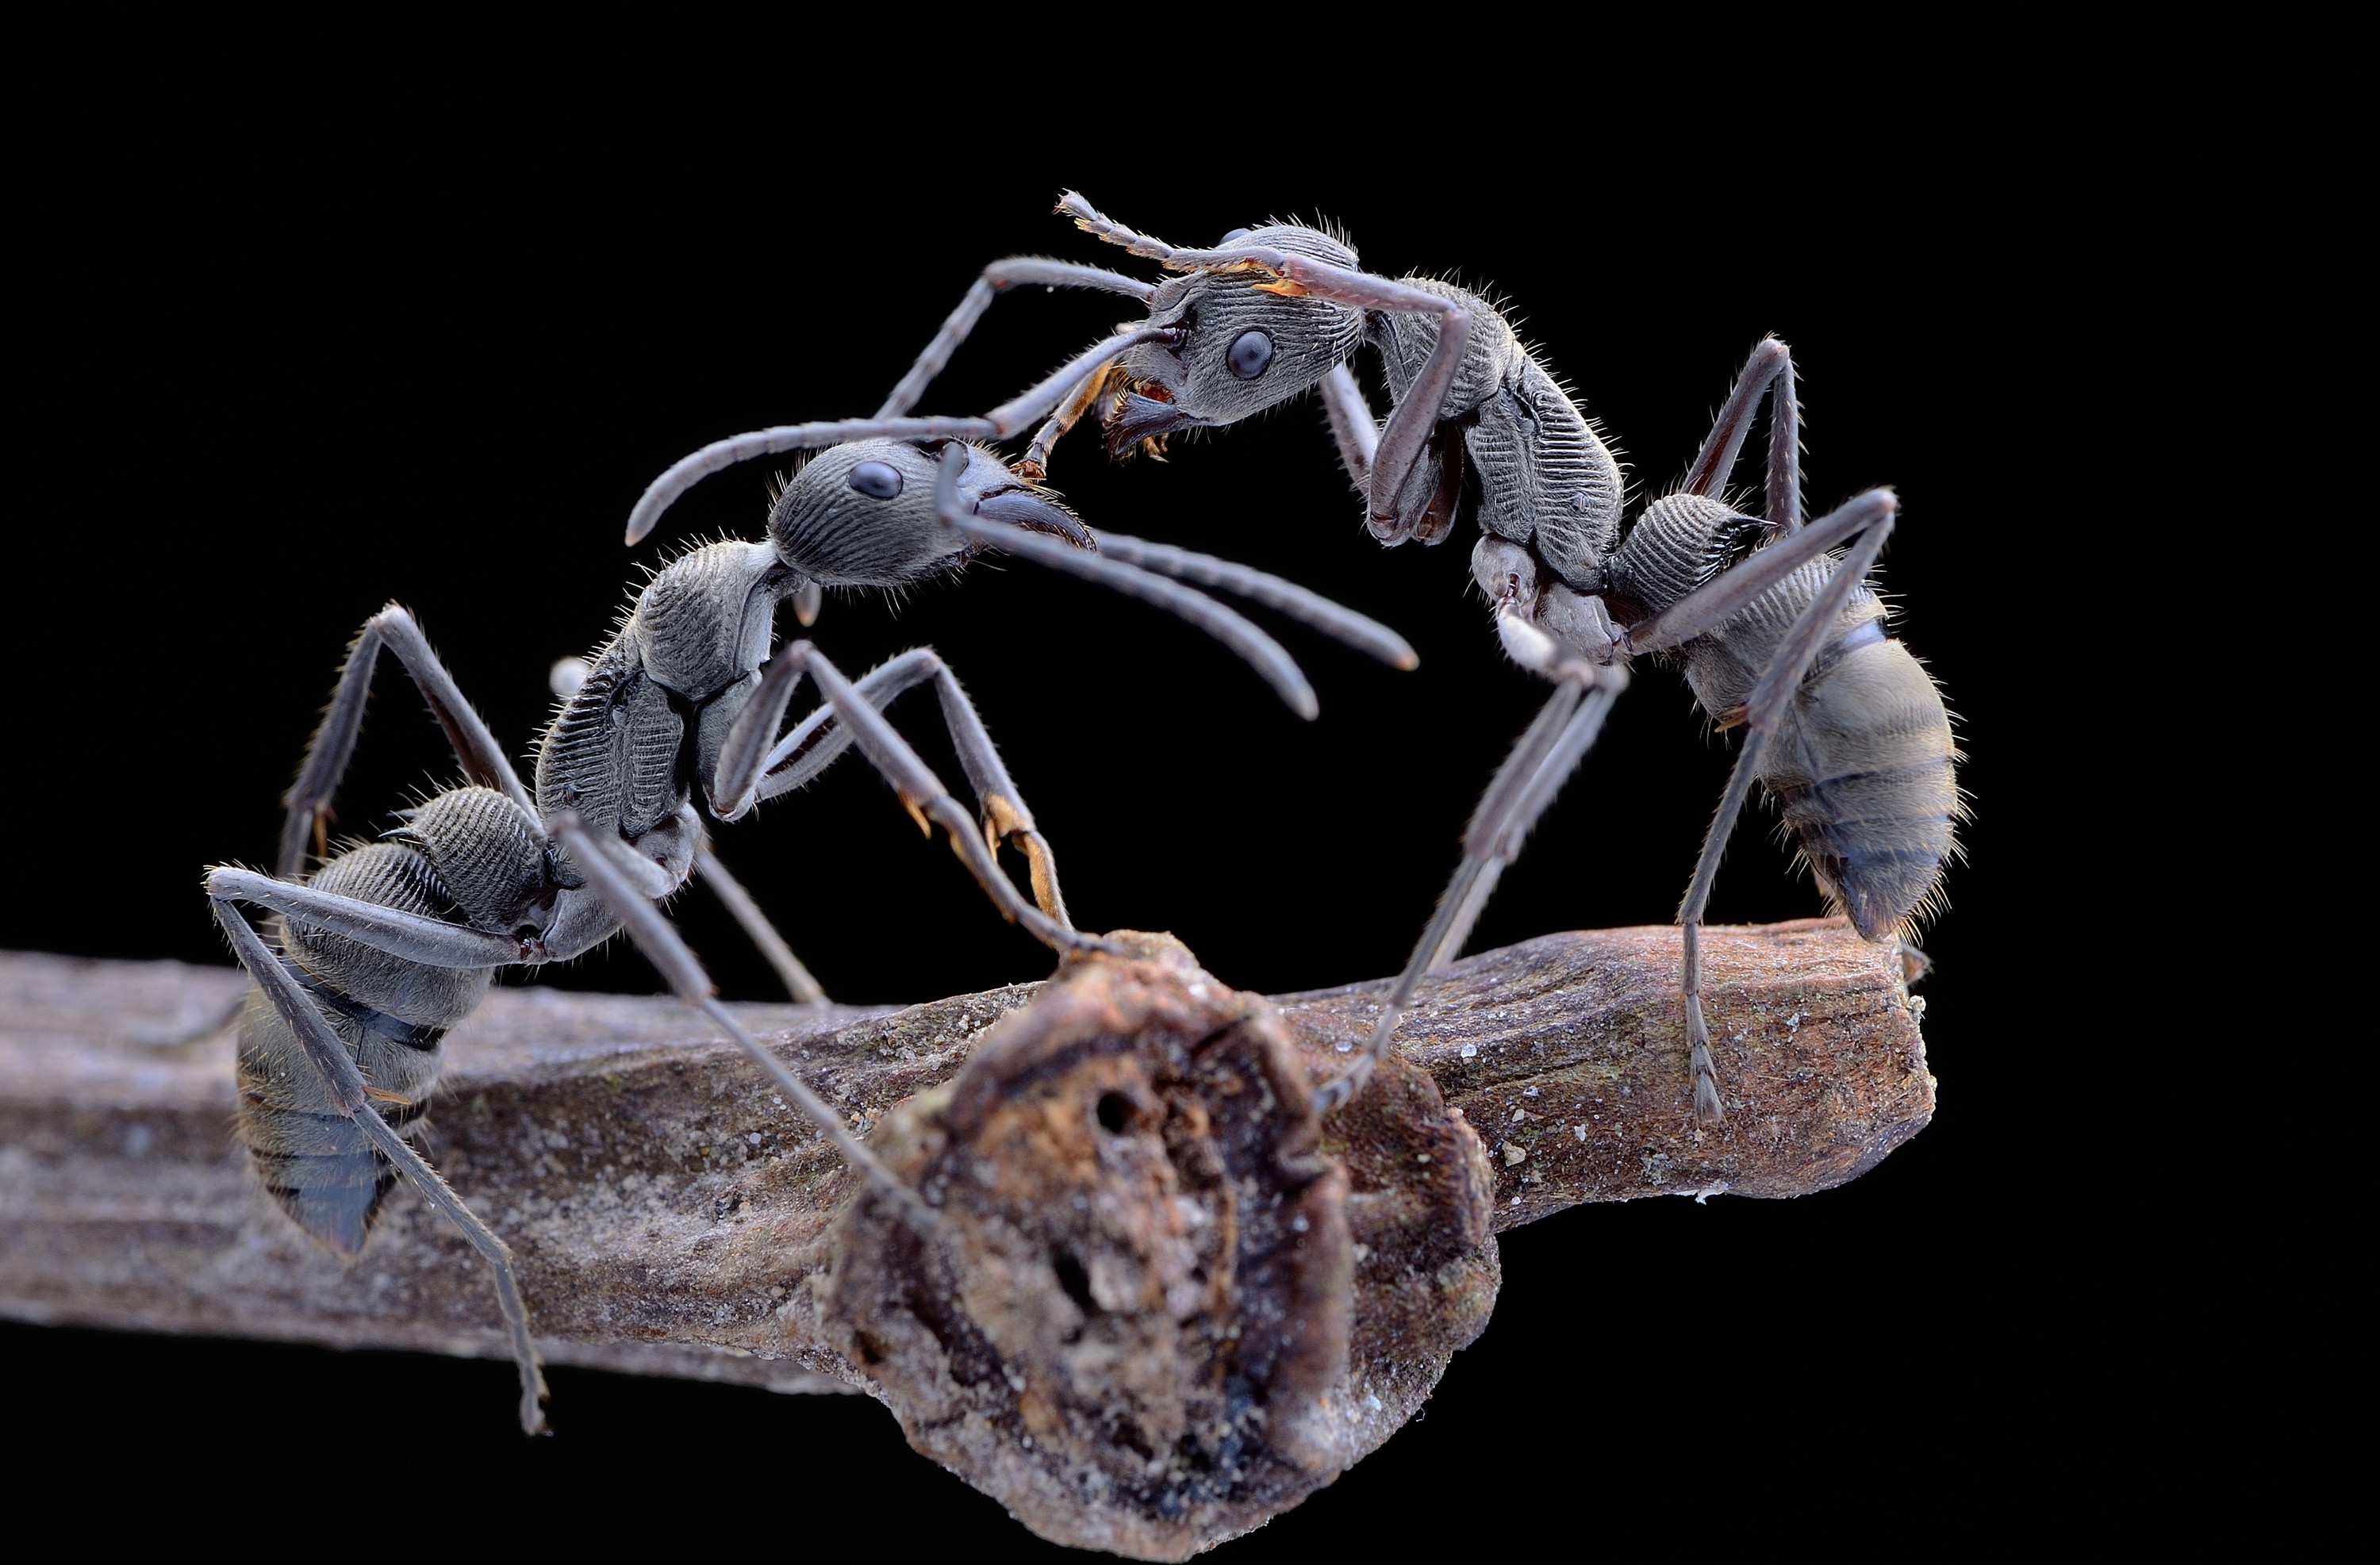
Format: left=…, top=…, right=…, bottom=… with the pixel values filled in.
left=207, top=896, right=547, bottom=1433
left=1671, top=508, right=1898, bottom=1125
left=206, top=869, right=526, bottom=969
left=1623, top=489, right=1895, bottom=658
left=278, top=606, right=533, bottom=876
left=1679, top=337, right=1801, bottom=532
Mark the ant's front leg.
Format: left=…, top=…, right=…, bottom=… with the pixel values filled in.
left=1319, top=364, right=1380, bottom=491
left=725, top=645, right=1078, bottom=930
left=1269, top=259, right=1472, bottom=543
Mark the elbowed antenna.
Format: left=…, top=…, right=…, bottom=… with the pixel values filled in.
left=1090, top=532, right=1418, bottom=671
left=926, top=446, right=1320, bottom=720
left=1056, top=192, right=1299, bottom=274
left=624, top=326, right=1178, bottom=546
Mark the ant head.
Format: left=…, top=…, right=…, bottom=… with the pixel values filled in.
left=767, top=439, right=1090, bottom=588
left=1102, top=224, right=1365, bottom=456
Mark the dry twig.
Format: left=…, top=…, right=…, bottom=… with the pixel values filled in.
left=0, top=918, right=1929, bottom=1554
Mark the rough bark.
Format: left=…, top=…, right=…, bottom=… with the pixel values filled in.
left=0, top=918, right=1929, bottom=1552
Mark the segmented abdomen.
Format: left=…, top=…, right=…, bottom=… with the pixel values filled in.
left=235, top=842, right=489, bottom=1256
left=1610, top=493, right=1959, bottom=940
left=1682, top=562, right=1960, bottom=940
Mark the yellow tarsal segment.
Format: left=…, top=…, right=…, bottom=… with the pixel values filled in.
left=983, top=793, right=1033, bottom=843
left=1023, top=839, right=1063, bottom=921
left=1253, top=278, right=1310, bottom=297
left=362, top=1086, right=411, bottom=1104
left=901, top=797, right=933, bottom=838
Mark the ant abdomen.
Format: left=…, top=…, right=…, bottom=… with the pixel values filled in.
left=236, top=839, right=494, bottom=1256
left=1731, top=612, right=1958, bottom=939
left=1615, top=495, right=1960, bottom=940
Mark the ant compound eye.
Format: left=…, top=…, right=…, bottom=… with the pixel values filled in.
left=1219, top=227, right=1251, bottom=244
left=847, top=461, right=904, bottom=500
left=1227, top=328, right=1274, bottom=381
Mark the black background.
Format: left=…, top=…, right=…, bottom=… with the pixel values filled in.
left=8, top=97, right=2115, bottom=1552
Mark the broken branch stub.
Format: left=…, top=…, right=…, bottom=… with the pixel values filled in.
left=820, top=933, right=1495, bottom=1558
left=819, top=934, right=1498, bottom=1556
left=0, top=919, right=1928, bottom=1554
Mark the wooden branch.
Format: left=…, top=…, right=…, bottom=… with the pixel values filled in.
left=0, top=919, right=1929, bottom=1555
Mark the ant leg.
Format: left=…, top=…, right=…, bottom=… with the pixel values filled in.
left=207, top=869, right=528, bottom=968
left=1623, top=489, right=1895, bottom=657
left=796, top=644, right=1108, bottom=953
left=625, top=324, right=1177, bottom=546
left=1679, top=337, right=1801, bottom=532
left=1428, top=658, right=1632, bottom=973
left=1088, top=531, right=1418, bottom=670
left=722, top=646, right=1000, bottom=821
left=207, top=896, right=547, bottom=1433
left=553, top=815, right=941, bottom=1237
left=1319, top=363, right=1380, bottom=492
left=1265, top=259, right=1472, bottom=542
left=1672, top=507, right=1898, bottom=1124
left=693, top=846, right=829, bottom=1004
left=1766, top=351, right=1801, bottom=531
left=1313, top=662, right=1625, bottom=1114
left=278, top=606, right=532, bottom=876
left=877, top=259, right=1154, bottom=422
left=729, top=645, right=1077, bottom=927
left=1429, top=860, right=1505, bottom=975
left=731, top=639, right=1110, bottom=957
left=924, top=654, right=1072, bottom=927
left=742, top=650, right=947, bottom=806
